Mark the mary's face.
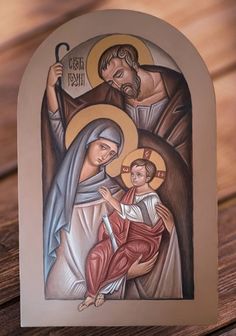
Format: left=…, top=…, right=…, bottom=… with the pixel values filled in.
left=86, top=139, right=118, bottom=167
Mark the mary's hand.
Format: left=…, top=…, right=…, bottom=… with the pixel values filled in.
left=155, top=203, right=175, bottom=234
left=127, top=252, right=159, bottom=280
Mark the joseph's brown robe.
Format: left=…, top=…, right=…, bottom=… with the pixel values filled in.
left=41, top=65, right=193, bottom=299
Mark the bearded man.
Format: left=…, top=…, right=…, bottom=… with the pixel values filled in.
left=42, top=43, right=193, bottom=299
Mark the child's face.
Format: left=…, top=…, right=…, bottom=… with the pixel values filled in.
left=130, top=165, right=149, bottom=187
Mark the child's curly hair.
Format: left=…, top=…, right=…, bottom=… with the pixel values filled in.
left=130, top=159, right=156, bottom=182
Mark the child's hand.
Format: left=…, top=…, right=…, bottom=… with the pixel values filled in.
left=99, top=186, right=112, bottom=201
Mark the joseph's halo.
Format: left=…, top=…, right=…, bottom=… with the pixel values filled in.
left=86, top=34, right=154, bottom=87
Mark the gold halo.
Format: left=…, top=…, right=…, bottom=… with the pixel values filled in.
left=65, top=104, right=138, bottom=176
left=121, top=148, right=166, bottom=189
left=86, top=34, right=154, bottom=87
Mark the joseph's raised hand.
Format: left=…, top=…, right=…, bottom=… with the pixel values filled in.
left=47, top=63, right=63, bottom=87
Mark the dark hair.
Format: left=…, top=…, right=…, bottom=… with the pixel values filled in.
left=98, top=44, right=139, bottom=79
left=130, top=159, right=156, bottom=182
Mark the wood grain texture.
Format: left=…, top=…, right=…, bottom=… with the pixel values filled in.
left=0, top=1, right=235, bottom=334
left=0, top=32, right=49, bottom=175
left=98, top=0, right=236, bottom=75
left=215, top=327, right=236, bottom=336
left=0, top=175, right=19, bottom=305
left=0, top=174, right=19, bottom=305
left=0, top=186, right=235, bottom=334
left=0, top=0, right=102, bottom=175
left=1, top=57, right=236, bottom=196
left=0, top=242, right=18, bottom=305
left=1, top=0, right=236, bottom=75
left=0, top=174, right=18, bottom=227
left=0, top=0, right=104, bottom=50
left=216, top=70, right=236, bottom=200
left=0, top=0, right=235, bottom=175
left=1, top=11, right=236, bottom=190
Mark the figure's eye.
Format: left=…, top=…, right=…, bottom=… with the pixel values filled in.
left=100, top=144, right=106, bottom=150
left=109, top=151, right=116, bottom=157
left=114, top=70, right=123, bottom=78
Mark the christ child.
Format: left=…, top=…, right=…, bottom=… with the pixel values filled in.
left=79, top=158, right=165, bottom=311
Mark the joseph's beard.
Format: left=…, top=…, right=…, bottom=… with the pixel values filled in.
left=120, top=74, right=141, bottom=99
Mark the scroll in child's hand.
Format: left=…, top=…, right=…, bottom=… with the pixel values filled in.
left=103, top=214, right=118, bottom=252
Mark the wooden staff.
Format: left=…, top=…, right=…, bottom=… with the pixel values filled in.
left=55, top=42, right=70, bottom=131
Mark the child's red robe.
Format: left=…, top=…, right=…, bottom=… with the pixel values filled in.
left=85, top=187, right=165, bottom=297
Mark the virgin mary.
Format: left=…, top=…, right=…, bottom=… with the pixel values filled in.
left=44, top=118, right=125, bottom=299
left=43, top=116, right=181, bottom=301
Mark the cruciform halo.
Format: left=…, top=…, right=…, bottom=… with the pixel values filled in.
left=86, top=34, right=154, bottom=88
left=121, top=148, right=167, bottom=189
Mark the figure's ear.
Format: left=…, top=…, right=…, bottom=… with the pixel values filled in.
left=146, top=176, right=151, bottom=182
left=132, top=62, right=139, bottom=70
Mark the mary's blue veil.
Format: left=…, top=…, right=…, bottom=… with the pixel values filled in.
left=44, top=118, right=124, bottom=282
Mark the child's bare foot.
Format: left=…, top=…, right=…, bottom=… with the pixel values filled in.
left=95, top=293, right=105, bottom=307
left=78, top=296, right=95, bottom=312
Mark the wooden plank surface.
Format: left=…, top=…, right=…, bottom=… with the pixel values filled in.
left=0, top=0, right=103, bottom=50
left=0, top=196, right=235, bottom=334
left=98, top=0, right=236, bottom=75
left=0, top=32, right=49, bottom=175
left=0, top=0, right=103, bottom=175
left=215, top=327, right=236, bottom=336
left=0, top=174, right=18, bottom=226
left=0, top=1, right=235, bottom=334
left=216, top=70, right=236, bottom=200
left=1, top=0, right=236, bottom=76
left=1, top=11, right=236, bottom=188
left=0, top=174, right=19, bottom=305
left=1, top=53, right=236, bottom=197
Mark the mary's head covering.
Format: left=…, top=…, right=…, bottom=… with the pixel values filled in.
left=44, top=118, right=124, bottom=281
left=86, top=120, right=123, bottom=152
